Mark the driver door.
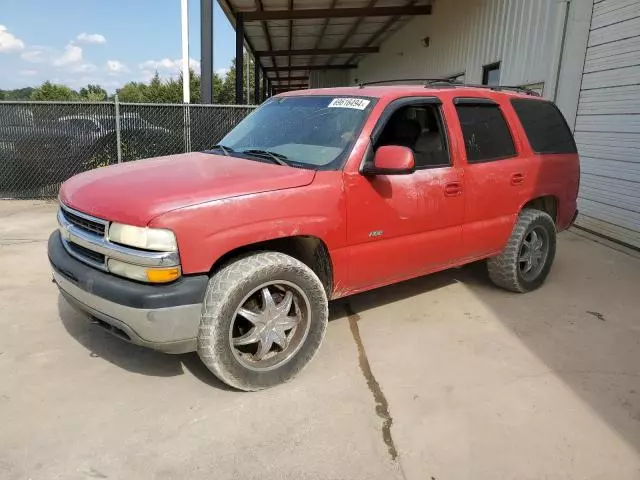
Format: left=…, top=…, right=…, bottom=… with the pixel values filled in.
left=344, top=99, right=464, bottom=291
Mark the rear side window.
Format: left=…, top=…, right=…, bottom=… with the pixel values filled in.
left=455, top=103, right=516, bottom=163
left=511, top=99, right=577, bottom=154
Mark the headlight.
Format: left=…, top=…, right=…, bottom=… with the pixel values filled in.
left=108, top=223, right=177, bottom=251
left=108, top=259, right=181, bottom=283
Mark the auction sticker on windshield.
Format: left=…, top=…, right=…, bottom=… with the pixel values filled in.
left=328, top=98, right=370, bottom=110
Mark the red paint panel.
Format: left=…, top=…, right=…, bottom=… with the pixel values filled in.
left=344, top=166, right=464, bottom=291
left=59, top=152, right=315, bottom=226
left=149, top=171, right=347, bottom=277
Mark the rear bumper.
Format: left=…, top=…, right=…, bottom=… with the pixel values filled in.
left=566, top=209, right=579, bottom=229
left=49, top=231, right=208, bottom=353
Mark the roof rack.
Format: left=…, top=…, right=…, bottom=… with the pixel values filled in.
left=356, top=78, right=540, bottom=96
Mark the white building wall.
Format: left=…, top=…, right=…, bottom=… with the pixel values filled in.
left=573, top=0, right=640, bottom=248
left=310, top=70, right=351, bottom=88
left=354, top=0, right=568, bottom=99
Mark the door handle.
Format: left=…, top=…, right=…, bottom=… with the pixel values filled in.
left=444, top=182, right=462, bottom=196
left=511, top=173, right=525, bottom=186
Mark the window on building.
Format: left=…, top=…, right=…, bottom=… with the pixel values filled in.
left=482, top=62, right=501, bottom=86
left=511, top=99, right=577, bottom=154
left=375, top=104, right=449, bottom=168
left=455, top=103, right=516, bottom=163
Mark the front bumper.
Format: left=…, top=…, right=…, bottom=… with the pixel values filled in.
left=49, top=231, right=208, bottom=353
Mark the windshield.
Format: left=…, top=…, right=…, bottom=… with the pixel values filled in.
left=218, top=95, right=374, bottom=169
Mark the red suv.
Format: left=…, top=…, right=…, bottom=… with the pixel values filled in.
left=49, top=85, right=580, bottom=390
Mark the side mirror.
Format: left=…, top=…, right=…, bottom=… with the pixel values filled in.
left=363, top=145, right=416, bottom=176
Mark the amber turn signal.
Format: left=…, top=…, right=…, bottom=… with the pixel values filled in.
left=146, top=267, right=181, bottom=283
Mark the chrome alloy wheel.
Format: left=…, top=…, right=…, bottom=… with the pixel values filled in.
left=518, top=226, right=549, bottom=281
left=229, top=281, right=311, bottom=371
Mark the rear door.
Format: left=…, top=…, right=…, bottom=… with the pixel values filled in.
left=452, top=97, right=531, bottom=257
left=345, top=97, right=465, bottom=291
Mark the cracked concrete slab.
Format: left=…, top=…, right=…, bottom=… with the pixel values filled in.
left=1, top=200, right=639, bottom=479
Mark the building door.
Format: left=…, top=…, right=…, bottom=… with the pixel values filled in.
left=574, top=0, right=640, bottom=248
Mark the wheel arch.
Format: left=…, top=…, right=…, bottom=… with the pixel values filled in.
left=209, top=235, right=334, bottom=297
left=521, top=195, right=559, bottom=224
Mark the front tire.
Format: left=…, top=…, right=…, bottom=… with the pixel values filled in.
left=487, top=208, right=556, bottom=293
left=197, top=251, right=328, bottom=391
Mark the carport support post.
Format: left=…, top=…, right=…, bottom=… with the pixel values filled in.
left=262, top=71, right=268, bottom=101
left=114, top=94, right=122, bottom=164
left=200, top=0, right=213, bottom=104
left=254, top=60, right=260, bottom=104
left=235, top=13, right=244, bottom=105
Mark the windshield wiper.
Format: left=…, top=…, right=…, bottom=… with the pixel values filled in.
left=241, top=149, right=289, bottom=166
left=208, top=144, right=234, bottom=156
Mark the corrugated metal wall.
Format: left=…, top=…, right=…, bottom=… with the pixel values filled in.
left=354, top=0, right=567, bottom=96
left=309, top=70, right=352, bottom=88
left=574, top=0, right=640, bottom=248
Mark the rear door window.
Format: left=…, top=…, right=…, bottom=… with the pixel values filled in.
left=454, top=102, right=516, bottom=163
left=511, top=99, right=577, bottom=154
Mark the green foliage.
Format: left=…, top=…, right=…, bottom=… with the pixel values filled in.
left=4, top=53, right=263, bottom=105
left=116, top=82, right=147, bottom=102
left=79, top=84, right=107, bottom=101
left=31, top=81, right=78, bottom=101
left=118, top=68, right=223, bottom=104
left=0, top=87, right=36, bottom=100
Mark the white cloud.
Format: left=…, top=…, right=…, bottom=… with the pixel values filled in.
left=21, top=46, right=48, bottom=63
left=189, top=58, right=201, bottom=71
left=139, top=57, right=200, bottom=74
left=139, top=69, right=155, bottom=82
left=215, top=67, right=229, bottom=77
left=71, top=63, right=97, bottom=73
left=0, top=25, right=25, bottom=53
left=53, top=43, right=82, bottom=66
left=76, top=33, right=106, bottom=45
left=19, top=69, right=38, bottom=76
left=106, top=60, right=129, bottom=74
left=139, top=58, right=178, bottom=71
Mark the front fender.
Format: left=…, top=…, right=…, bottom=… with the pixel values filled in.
left=149, top=174, right=347, bottom=275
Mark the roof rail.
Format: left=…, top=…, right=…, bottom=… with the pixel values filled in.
left=461, top=83, right=541, bottom=96
left=356, top=78, right=540, bottom=96
left=357, top=78, right=455, bottom=88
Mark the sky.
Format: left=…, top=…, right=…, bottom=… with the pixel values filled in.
left=0, top=0, right=236, bottom=92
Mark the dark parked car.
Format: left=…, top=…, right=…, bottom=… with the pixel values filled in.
left=0, top=108, right=176, bottom=194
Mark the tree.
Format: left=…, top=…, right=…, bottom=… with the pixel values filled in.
left=0, top=87, right=35, bottom=100
left=218, top=64, right=236, bottom=104
left=79, top=84, right=107, bottom=101
left=31, top=81, right=78, bottom=101
left=214, top=54, right=259, bottom=105
left=116, top=81, right=147, bottom=102
left=117, top=69, right=204, bottom=104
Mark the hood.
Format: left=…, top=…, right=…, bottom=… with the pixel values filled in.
left=59, top=152, right=316, bottom=226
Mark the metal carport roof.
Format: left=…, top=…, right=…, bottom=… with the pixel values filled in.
left=216, top=0, right=433, bottom=95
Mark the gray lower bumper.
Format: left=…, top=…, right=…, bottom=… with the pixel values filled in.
left=54, top=270, right=200, bottom=354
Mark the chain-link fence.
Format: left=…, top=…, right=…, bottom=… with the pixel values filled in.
left=0, top=100, right=256, bottom=199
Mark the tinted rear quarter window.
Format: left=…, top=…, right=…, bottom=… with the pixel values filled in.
left=511, top=99, right=577, bottom=154
left=455, top=103, right=516, bottom=163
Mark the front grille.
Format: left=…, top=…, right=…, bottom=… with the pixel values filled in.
left=67, top=241, right=106, bottom=265
left=61, top=208, right=106, bottom=237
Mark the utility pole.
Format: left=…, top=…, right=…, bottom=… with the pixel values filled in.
left=180, top=0, right=190, bottom=103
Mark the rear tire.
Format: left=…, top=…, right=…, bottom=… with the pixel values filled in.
left=197, top=251, right=328, bottom=391
left=487, top=208, right=556, bottom=293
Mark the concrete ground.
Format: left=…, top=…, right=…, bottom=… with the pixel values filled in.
left=1, top=200, right=639, bottom=480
